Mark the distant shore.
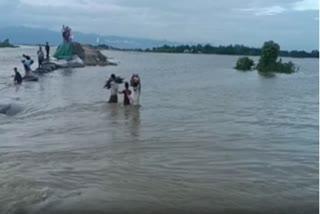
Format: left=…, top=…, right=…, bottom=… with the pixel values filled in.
left=2, top=42, right=318, bottom=59
left=0, top=39, right=18, bottom=48
left=96, top=44, right=319, bottom=58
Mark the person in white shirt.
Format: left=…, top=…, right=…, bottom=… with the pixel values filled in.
left=130, top=74, right=141, bottom=106
left=21, top=54, right=34, bottom=77
left=37, top=46, right=44, bottom=68
left=105, top=74, right=119, bottom=103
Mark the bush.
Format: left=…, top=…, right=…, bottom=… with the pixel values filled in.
left=235, top=57, right=254, bottom=71
left=276, top=61, right=296, bottom=74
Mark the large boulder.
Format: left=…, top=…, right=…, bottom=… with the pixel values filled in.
left=73, top=42, right=108, bottom=66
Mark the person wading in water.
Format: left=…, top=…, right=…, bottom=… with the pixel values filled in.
left=119, top=82, right=132, bottom=106
left=104, top=74, right=119, bottom=103
left=130, top=74, right=141, bottom=106
left=13, top=67, right=22, bottom=85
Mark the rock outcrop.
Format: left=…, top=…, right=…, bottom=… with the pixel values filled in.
left=73, top=42, right=108, bottom=66
left=33, top=61, right=62, bottom=74
left=34, top=42, right=116, bottom=74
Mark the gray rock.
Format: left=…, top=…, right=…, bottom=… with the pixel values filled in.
left=42, top=64, right=55, bottom=71
left=73, top=42, right=110, bottom=66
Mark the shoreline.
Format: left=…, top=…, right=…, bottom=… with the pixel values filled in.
left=99, top=48, right=320, bottom=59
left=1, top=45, right=319, bottom=59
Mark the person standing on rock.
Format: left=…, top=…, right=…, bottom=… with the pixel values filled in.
left=37, top=46, right=44, bottom=68
left=45, top=42, right=50, bottom=60
left=104, top=74, right=119, bottom=103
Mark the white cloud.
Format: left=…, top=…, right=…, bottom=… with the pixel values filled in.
left=20, top=0, right=129, bottom=13
left=292, top=0, right=319, bottom=11
left=236, top=6, right=287, bottom=16
left=235, top=0, right=318, bottom=15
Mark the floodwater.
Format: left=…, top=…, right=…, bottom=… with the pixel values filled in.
left=0, top=47, right=318, bottom=214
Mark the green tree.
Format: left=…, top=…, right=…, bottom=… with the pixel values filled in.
left=256, top=41, right=296, bottom=73
left=257, top=41, right=280, bottom=71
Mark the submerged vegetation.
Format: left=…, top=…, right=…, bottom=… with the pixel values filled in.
left=235, top=57, right=255, bottom=71
left=235, top=41, right=298, bottom=74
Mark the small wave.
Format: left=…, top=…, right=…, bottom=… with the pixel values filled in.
left=0, top=103, right=24, bottom=116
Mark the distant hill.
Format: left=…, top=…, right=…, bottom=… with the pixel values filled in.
left=0, top=26, right=181, bottom=49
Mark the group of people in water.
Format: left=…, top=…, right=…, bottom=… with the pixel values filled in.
left=104, top=73, right=141, bottom=106
left=12, top=53, right=35, bottom=84
left=11, top=24, right=140, bottom=106
left=12, top=42, right=51, bottom=84
left=13, top=70, right=141, bottom=106
left=12, top=46, right=141, bottom=106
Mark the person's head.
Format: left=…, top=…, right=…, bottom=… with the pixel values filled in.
left=39, top=46, right=42, bottom=50
left=125, top=82, right=129, bottom=89
left=23, top=54, right=30, bottom=60
left=111, top=74, right=116, bottom=80
left=46, top=42, right=48, bottom=45
left=13, top=67, right=18, bottom=73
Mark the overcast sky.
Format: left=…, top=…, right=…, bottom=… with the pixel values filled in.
left=0, top=0, right=319, bottom=50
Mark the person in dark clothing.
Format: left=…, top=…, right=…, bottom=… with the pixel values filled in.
left=119, top=82, right=132, bottom=106
left=45, top=42, right=50, bottom=60
left=13, top=67, right=22, bottom=85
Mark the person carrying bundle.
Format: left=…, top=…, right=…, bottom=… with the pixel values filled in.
left=104, top=74, right=120, bottom=103
left=130, top=74, right=141, bottom=106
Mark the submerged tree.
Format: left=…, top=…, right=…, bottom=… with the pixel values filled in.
left=256, top=41, right=296, bottom=73
left=257, top=41, right=279, bottom=69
